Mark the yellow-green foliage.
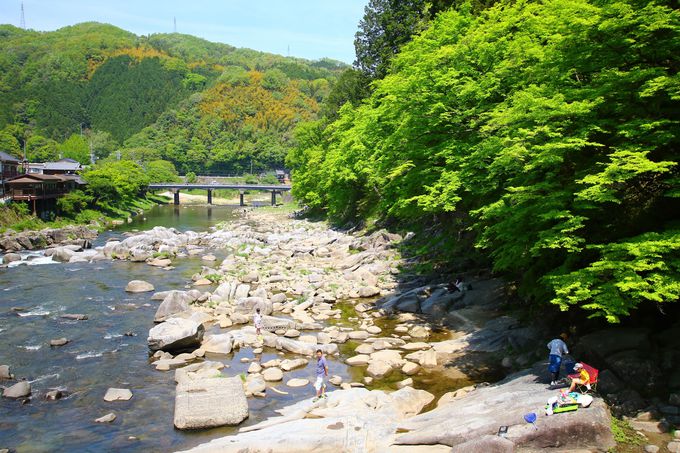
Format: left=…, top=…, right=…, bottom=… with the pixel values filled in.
left=287, top=0, right=680, bottom=322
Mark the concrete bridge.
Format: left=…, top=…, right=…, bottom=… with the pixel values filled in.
left=148, top=183, right=292, bottom=206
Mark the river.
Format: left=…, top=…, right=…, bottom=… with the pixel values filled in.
left=0, top=205, right=355, bottom=452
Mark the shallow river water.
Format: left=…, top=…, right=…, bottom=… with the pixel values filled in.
left=0, top=205, right=483, bottom=453
left=0, top=205, right=337, bottom=452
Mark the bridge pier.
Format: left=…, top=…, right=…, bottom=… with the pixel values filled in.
left=174, top=190, right=180, bottom=205
left=207, top=189, right=213, bottom=205
left=271, top=190, right=277, bottom=206
left=239, top=191, right=245, bottom=207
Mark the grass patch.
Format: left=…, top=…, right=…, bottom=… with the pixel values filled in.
left=610, top=417, right=642, bottom=449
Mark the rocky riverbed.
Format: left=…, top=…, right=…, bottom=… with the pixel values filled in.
left=0, top=225, right=97, bottom=258
left=2, top=207, right=678, bottom=452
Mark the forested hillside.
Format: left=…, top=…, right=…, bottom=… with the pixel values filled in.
left=0, top=22, right=344, bottom=171
left=287, top=0, right=680, bottom=322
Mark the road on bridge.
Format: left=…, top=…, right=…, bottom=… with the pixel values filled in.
left=147, top=183, right=291, bottom=206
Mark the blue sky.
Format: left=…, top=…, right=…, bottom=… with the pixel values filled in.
left=0, top=0, right=368, bottom=63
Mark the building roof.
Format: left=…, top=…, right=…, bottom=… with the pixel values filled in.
left=43, top=161, right=82, bottom=171
left=60, top=174, right=87, bottom=185
left=57, top=158, right=79, bottom=163
left=6, top=173, right=64, bottom=184
left=0, top=151, right=20, bottom=163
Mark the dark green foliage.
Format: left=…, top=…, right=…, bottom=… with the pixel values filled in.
left=289, top=0, right=680, bottom=322
left=321, top=69, right=372, bottom=120
left=0, top=22, right=344, bottom=171
left=57, top=190, right=93, bottom=217
left=354, top=0, right=431, bottom=79
left=85, top=56, right=193, bottom=142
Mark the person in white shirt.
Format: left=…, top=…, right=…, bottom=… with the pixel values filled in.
left=547, top=333, right=569, bottom=386
left=254, top=308, right=263, bottom=342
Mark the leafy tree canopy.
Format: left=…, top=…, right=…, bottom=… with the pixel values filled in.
left=289, top=0, right=680, bottom=322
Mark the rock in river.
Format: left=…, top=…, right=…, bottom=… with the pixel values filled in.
left=174, top=376, right=248, bottom=429
left=148, top=318, right=204, bottom=351
left=263, top=367, right=283, bottom=382
left=3, top=381, right=31, bottom=398
left=0, top=365, right=13, bottom=380
left=50, top=337, right=69, bottom=347
left=286, top=378, right=309, bottom=388
left=103, top=388, right=132, bottom=402
left=125, top=280, right=155, bottom=293
left=154, top=291, right=193, bottom=322
left=95, top=413, right=117, bottom=423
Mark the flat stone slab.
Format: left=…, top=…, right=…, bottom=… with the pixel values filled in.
left=286, top=378, right=309, bottom=388
left=174, top=376, right=248, bottom=430
left=104, top=388, right=132, bottom=402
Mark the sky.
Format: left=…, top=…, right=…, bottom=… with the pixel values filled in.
left=0, top=0, right=368, bottom=63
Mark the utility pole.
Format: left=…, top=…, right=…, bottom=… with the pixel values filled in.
left=20, top=2, right=26, bottom=29
left=174, top=17, right=177, bottom=33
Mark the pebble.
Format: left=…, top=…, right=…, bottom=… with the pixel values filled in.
left=668, top=442, right=680, bottom=453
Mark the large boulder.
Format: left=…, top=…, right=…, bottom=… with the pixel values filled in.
left=235, top=297, right=273, bottom=316
left=125, top=280, right=155, bottom=293
left=201, top=333, right=234, bottom=355
left=148, top=318, right=204, bottom=351
left=45, top=246, right=75, bottom=263
left=3, top=253, right=21, bottom=263
left=420, top=287, right=461, bottom=316
left=393, top=363, right=615, bottom=451
left=154, top=291, right=193, bottom=322
left=276, top=337, right=337, bottom=356
left=174, top=376, right=248, bottom=429
left=3, top=381, right=31, bottom=398
left=177, top=386, right=433, bottom=453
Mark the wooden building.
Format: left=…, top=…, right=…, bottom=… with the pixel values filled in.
left=5, top=173, right=86, bottom=218
left=0, top=151, right=20, bottom=197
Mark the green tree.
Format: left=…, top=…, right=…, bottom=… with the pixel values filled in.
left=290, top=0, right=680, bottom=322
left=26, top=135, right=59, bottom=162
left=59, top=134, right=90, bottom=164
left=185, top=171, right=197, bottom=183
left=83, top=160, right=149, bottom=209
left=145, top=159, right=179, bottom=182
left=354, top=0, right=431, bottom=79
left=57, top=190, right=93, bottom=217
left=88, top=130, right=117, bottom=160
left=321, top=68, right=372, bottom=120
left=0, top=130, right=21, bottom=157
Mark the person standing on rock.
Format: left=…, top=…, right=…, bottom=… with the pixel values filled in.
left=254, top=308, right=263, bottom=343
left=547, top=333, right=569, bottom=386
left=313, top=349, right=328, bottom=402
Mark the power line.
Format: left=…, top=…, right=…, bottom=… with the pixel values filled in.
left=20, top=2, right=26, bottom=29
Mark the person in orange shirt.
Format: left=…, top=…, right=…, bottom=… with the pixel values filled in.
left=568, top=362, right=590, bottom=393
